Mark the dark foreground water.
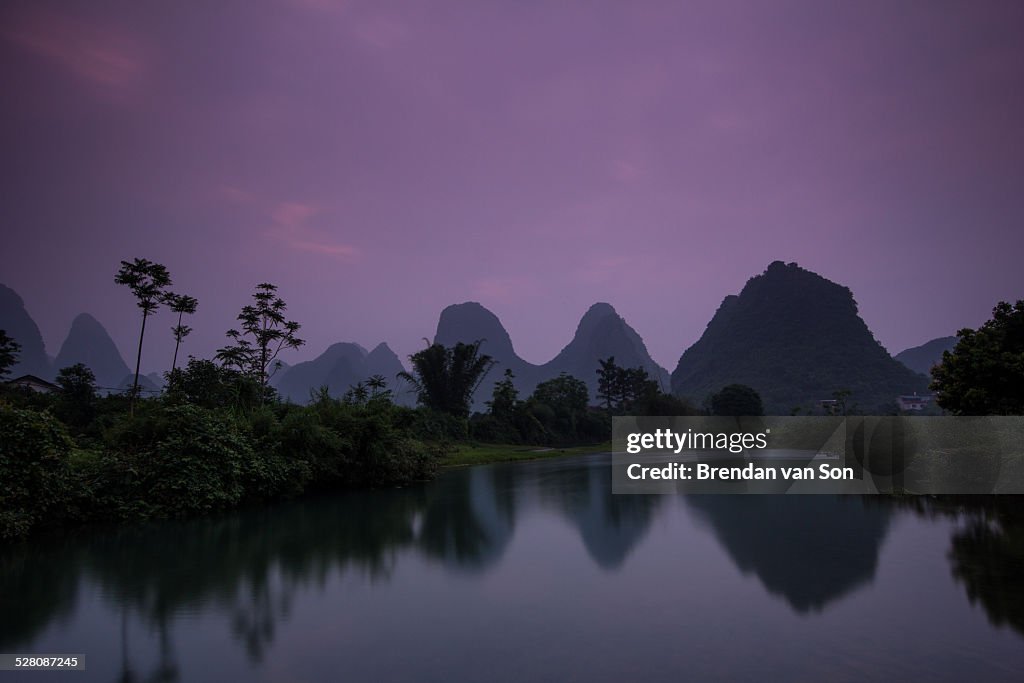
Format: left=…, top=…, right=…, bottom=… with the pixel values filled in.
left=3, top=453, right=1023, bottom=682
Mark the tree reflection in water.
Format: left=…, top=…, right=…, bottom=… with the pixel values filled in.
left=945, top=498, right=1024, bottom=636
left=2, top=459, right=1024, bottom=679
left=417, top=466, right=516, bottom=572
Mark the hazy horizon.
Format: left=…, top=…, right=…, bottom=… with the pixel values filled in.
left=0, top=262, right=983, bottom=375
left=3, top=1, right=1023, bottom=373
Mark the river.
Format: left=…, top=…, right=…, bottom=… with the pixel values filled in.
left=2, top=453, right=1022, bottom=681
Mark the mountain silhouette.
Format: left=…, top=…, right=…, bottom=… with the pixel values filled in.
left=53, top=313, right=131, bottom=389
left=365, top=343, right=416, bottom=406
left=671, top=261, right=928, bottom=414
left=0, top=283, right=51, bottom=379
left=894, top=336, right=957, bottom=377
left=273, top=341, right=413, bottom=405
left=543, top=302, right=670, bottom=397
left=434, top=301, right=668, bottom=410
left=433, top=302, right=542, bottom=410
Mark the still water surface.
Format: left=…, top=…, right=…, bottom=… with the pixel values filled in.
left=3, top=453, right=1023, bottom=682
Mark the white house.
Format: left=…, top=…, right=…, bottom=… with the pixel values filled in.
left=897, top=393, right=933, bottom=411
left=5, top=374, right=60, bottom=393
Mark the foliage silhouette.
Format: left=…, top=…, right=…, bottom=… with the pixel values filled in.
left=115, top=259, right=172, bottom=414
left=165, top=292, right=199, bottom=374
left=931, top=300, right=1024, bottom=415
left=0, top=329, right=20, bottom=379
left=399, top=340, right=495, bottom=417
left=216, top=283, right=304, bottom=405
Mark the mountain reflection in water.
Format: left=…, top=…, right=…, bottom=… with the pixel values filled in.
left=1, top=454, right=1022, bottom=682
left=685, top=496, right=892, bottom=612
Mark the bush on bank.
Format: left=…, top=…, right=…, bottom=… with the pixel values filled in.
left=0, top=406, right=74, bottom=538
left=0, top=389, right=444, bottom=538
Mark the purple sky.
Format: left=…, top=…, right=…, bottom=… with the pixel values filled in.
left=2, top=0, right=1023, bottom=373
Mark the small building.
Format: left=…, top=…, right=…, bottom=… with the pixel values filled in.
left=818, top=399, right=840, bottom=415
left=5, top=374, right=60, bottom=394
left=897, top=393, right=933, bottom=412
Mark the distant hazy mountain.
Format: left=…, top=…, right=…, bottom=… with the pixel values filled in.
left=0, top=283, right=51, bottom=379
left=894, top=336, right=957, bottom=377
left=53, top=313, right=131, bottom=389
left=273, top=341, right=414, bottom=405
left=365, top=342, right=416, bottom=406
left=543, top=302, right=670, bottom=398
left=671, top=261, right=929, bottom=414
left=433, top=301, right=668, bottom=410
left=274, top=341, right=365, bottom=402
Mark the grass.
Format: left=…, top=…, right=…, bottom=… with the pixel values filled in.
left=442, top=441, right=612, bottom=468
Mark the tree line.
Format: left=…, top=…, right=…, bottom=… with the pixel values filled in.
left=0, top=257, right=683, bottom=539
left=1, top=257, right=1022, bottom=540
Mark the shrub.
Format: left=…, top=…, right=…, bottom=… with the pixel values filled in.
left=238, top=407, right=311, bottom=501
left=469, top=413, right=522, bottom=444
left=101, top=404, right=253, bottom=518
left=275, top=408, right=344, bottom=488
left=394, top=407, right=468, bottom=442
left=0, top=405, right=73, bottom=537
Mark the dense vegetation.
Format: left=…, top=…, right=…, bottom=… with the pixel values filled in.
left=0, top=349, right=683, bottom=539
left=470, top=356, right=697, bottom=446
left=0, top=368, right=449, bottom=539
left=0, top=260, right=696, bottom=539
left=0, top=264, right=443, bottom=539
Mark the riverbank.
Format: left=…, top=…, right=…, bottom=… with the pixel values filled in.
left=443, top=441, right=612, bottom=467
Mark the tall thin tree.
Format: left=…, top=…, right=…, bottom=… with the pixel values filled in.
left=165, top=293, right=199, bottom=373
left=596, top=356, right=620, bottom=412
left=115, top=258, right=172, bottom=414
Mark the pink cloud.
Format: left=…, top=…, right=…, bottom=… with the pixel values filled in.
left=267, top=201, right=359, bottom=259
left=3, top=10, right=144, bottom=88
left=288, top=240, right=358, bottom=257
left=272, top=202, right=319, bottom=230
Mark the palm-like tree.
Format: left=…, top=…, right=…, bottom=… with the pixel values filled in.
left=366, top=374, right=387, bottom=398
left=165, top=293, right=198, bottom=374
left=399, top=340, right=495, bottom=417
left=115, top=258, right=172, bottom=414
